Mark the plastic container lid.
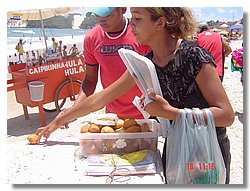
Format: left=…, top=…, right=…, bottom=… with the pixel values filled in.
left=75, top=119, right=161, bottom=139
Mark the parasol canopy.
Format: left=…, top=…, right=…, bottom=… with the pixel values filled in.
left=7, top=7, right=76, bottom=21
left=220, top=23, right=229, bottom=29
left=229, top=24, right=243, bottom=31
left=7, top=7, right=76, bottom=51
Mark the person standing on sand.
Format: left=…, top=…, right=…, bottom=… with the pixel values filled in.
left=51, top=37, right=58, bottom=53
left=57, top=40, right=63, bottom=56
left=36, top=7, right=234, bottom=184
left=196, top=24, right=232, bottom=82
left=68, top=44, right=79, bottom=56
left=62, top=45, right=68, bottom=58
left=15, top=38, right=26, bottom=62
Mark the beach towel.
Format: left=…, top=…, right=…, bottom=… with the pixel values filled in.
left=231, top=48, right=243, bottom=74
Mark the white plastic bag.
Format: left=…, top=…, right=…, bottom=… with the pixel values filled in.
left=165, top=108, right=226, bottom=184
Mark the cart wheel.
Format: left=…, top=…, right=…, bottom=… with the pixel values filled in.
left=43, top=101, right=67, bottom=112
left=43, top=102, right=57, bottom=112
left=54, top=79, right=82, bottom=111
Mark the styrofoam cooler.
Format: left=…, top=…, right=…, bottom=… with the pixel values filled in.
left=28, top=81, right=45, bottom=101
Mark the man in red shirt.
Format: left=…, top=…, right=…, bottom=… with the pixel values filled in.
left=61, top=7, right=150, bottom=127
left=197, top=24, right=225, bottom=82
left=80, top=7, right=150, bottom=119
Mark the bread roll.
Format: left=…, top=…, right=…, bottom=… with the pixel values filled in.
left=27, top=134, right=39, bottom=144
left=123, top=118, right=137, bottom=130
left=140, top=139, right=151, bottom=150
left=103, top=140, right=116, bottom=153
left=115, top=127, right=126, bottom=133
left=125, top=125, right=141, bottom=132
left=124, top=140, right=139, bottom=153
left=80, top=123, right=91, bottom=133
left=101, top=126, right=115, bottom=133
left=84, top=142, right=101, bottom=154
left=114, top=119, right=124, bottom=129
left=88, top=124, right=101, bottom=133
left=140, top=123, right=151, bottom=132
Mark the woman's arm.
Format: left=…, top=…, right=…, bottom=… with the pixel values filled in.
left=36, top=70, right=136, bottom=142
left=144, top=63, right=234, bottom=127
left=195, top=63, right=234, bottom=127
left=56, top=70, right=136, bottom=125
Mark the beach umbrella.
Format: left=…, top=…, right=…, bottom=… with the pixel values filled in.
left=229, top=24, right=243, bottom=31
left=7, top=8, right=76, bottom=21
left=7, top=7, right=76, bottom=51
left=220, top=23, right=229, bottom=29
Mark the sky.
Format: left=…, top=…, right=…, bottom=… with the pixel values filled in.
left=190, top=7, right=243, bottom=22
left=6, top=7, right=244, bottom=25
left=124, top=7, right=243, bottom=22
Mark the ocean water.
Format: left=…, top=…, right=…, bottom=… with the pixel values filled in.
left=7, top=27, right=90, bottom=79
left=7, top=28, right=90, bottom=56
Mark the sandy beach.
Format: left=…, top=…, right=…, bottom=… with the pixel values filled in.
left=6, top=40, right=244, bottom=185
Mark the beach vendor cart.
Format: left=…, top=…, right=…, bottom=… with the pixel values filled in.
left=7, top=56, right=86, bottom=126
left=7, top=7, right=86, bottom=126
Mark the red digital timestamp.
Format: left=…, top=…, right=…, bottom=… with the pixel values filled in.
left=187, top=162, right=215, bottom=171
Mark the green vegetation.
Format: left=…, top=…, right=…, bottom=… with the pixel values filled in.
left=26, top=15, right=74, bottom=29
left=206, top=18, right=243, bottom=29
left=79, top=15, right=98, bottom=29
left=26, top=14, right=98, bottom=29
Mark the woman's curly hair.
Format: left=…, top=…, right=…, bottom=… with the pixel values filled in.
left=145, top=7, right=198, bottom=39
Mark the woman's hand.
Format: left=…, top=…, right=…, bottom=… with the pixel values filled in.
left=36, top=110, right=68, bottom=143
left=36, top=124, right=58, bottom=143
left=143, top=91, right=169, bottom=117
left=143, top=91, right=178, bottom=120
left=35, top=107, right=80, bottom=143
